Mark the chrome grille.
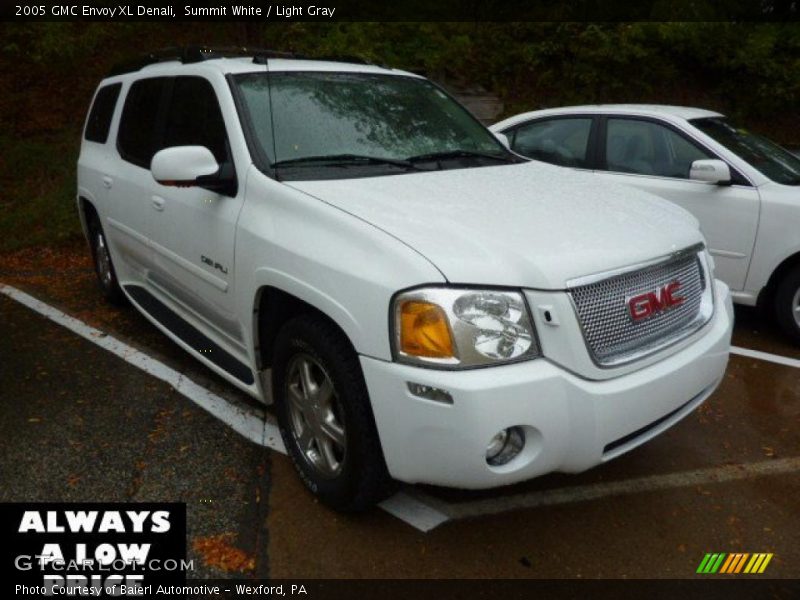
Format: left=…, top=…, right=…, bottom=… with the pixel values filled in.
left=569, top=248, right=709, bottom=366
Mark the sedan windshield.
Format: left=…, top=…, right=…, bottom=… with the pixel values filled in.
left=691, top=117, right=800, bottom=185
left=233, top=71, right=512, bottom=179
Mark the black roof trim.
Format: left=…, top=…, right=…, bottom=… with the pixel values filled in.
left=107, top=46, right=377, bottom=77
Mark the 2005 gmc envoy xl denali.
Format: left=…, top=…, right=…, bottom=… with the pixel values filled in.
left=77, top=48, right=733, bottom=511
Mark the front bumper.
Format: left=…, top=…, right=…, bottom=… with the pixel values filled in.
left=361, top=282, right=733, bottom=489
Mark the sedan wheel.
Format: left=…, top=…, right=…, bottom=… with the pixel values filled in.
left=793, top=288, right=800, bottom=330
left=775, top=265, right=800, bottom=345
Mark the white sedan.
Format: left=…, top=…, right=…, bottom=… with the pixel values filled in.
left=492, top=105, right=800, bottom=343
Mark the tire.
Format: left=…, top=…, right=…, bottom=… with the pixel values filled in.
left=87, top=214, right=126, bottom=305
left=774, top=265, right=800, bottom=345
left=272, top=314, right=394, bottom=511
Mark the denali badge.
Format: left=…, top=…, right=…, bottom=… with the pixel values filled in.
left=627, top=281, right=684, bottom=322
left=201, top=255, right=228, bottom=274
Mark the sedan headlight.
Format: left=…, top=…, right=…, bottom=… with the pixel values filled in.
left=392, top=287, right=541, bottom=368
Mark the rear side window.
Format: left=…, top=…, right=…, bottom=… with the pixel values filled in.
left=84, top=83, right=121, bottom=143
left=117, top=77, right=168, bottom=168
left=163, top=77, right=230, bottom=164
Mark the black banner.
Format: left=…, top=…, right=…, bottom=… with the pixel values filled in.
left=7, top=579, right=796, bottom=600
left=1, top=0, right=799, bottom=22
left=3, top=503, right=187, bottom=596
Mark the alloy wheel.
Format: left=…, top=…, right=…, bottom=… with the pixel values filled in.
left=95, top=232, right=114, bottom=288
left=285, top=353, right=347, bottom=477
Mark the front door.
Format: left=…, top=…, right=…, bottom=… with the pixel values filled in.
left=147, top=75, right=246, bottom=347
left=594, top=116, right=760, bottom=291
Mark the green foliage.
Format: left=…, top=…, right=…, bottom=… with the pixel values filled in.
left=0, top=132, right=81, bottom=253
left=1, top=22, right=799, bottom=252
left=255, top=22, right=800, bottom=139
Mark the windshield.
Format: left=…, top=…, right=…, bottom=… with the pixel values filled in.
left=691, top=117, right=800, bottom=185
left=233, top=71, right=511, bottom=180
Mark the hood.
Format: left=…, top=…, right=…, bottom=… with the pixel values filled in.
left=287, top=161, right=703, bottom=289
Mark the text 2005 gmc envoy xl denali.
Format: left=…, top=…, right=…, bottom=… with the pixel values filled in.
left=77, top=48, right=733, bottom=511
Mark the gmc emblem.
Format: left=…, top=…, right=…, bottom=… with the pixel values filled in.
left=627, top=281, right=685, bottom=322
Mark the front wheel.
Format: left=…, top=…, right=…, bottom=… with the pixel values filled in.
left=272, top=315, right=394, bottom=512
left=774, top=266, right=800, bottom=345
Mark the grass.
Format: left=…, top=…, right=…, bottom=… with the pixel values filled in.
left=0, top=130, right=84, bottom=253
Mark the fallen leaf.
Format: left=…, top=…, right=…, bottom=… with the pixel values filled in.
left=191, top=534, right=255, bottom=573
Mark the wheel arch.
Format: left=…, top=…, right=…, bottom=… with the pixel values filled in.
left=758, top=250, right=800, bottom=310
left=77, top=196, right=97, bottom=237
left=253, top=284, right=361, bottom=372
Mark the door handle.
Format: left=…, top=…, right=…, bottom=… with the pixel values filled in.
left=151, top=196, right=165, bottom=211
left=102, top=176, right=113, bottom=189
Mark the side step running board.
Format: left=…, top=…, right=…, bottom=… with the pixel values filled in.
left=124, top=284, right=254, bottom=385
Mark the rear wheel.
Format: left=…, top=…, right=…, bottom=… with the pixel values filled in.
left=88, top=215, right=126, bottom=305
left=774, top=265, right=800, bottom=345
left=272, top=315, right=394, bottom=511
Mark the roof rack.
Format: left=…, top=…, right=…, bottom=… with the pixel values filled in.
left=107, top=46, right=376, bottom=77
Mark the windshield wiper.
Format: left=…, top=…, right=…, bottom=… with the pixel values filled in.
left=272, top=154, right=421, bottom=170
left=406, top=150, right=513, bottom=164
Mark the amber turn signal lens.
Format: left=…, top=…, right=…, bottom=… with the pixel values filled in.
left=399, top=301, right=455, bottom=359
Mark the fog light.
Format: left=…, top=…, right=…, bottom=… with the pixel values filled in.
left=486, top=426, right=525, bottom=466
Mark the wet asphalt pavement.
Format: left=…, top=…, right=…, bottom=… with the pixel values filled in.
left=1, top=244, right=799, bottom=580
left=0, top=295, right=270, bottom=578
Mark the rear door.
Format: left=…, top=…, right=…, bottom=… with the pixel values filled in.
left=593, top=116, right=760, bottom=291
left=79, top=81, right=123, bottom=238
left=105, top=77, right=170, bottom=277
left=146, top=75, right=247, bottom=347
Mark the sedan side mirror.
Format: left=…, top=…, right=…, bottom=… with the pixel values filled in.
left=151, top=146, right=219, bottom=186
left=493, top=131, right=511, bottom=149
left=690, top=159, right=731, bottom=185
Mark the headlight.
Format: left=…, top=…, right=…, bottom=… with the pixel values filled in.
left=392, top=287, right=541, bottom=368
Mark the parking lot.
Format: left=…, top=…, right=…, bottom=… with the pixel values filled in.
left=1, top=240, right=799, bottom=580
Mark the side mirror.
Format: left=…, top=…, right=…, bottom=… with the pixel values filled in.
left=151, top=146, right=219, bottom=186
left=690, top=159, right=731, bottom=185
left=493, top=131, right=511, bottom=149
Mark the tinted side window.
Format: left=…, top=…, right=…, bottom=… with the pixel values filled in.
left=605, top=118, right=711, bottom=179
left=117, top=78, right=168, bottom=168
left=511, top=118, right=593, bottom=168
left=85, top=83, right=122, bottom=143
left=163, top=77, right=229, bottom=164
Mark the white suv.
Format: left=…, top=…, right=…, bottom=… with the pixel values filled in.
left=78, top=49, right=733, bottom=511
left=492, top=105, right=800, bottom=343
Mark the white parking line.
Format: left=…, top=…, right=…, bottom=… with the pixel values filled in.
left=4, top=283, right=797, bottom=533
left=731, top=345, right=800, bottom=370
left=0, top=283, right=442, bottom=532
left=413, top=456, right=800, bottom=522
left=379, top=493, right=450, bottom=532
left=0, top=283, right=279, bottom=450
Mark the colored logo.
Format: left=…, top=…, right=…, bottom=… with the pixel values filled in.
left=696, top=552, right=773, bottom=574
left=627, top=281, right=685, bottom=322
